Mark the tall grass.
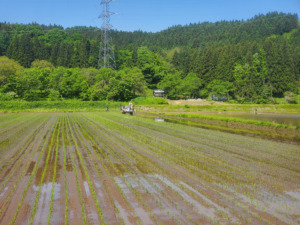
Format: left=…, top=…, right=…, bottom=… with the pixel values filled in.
left=0, top=100, right=124, bottom=112
left=142, top=103, right=300, bottom=113
left=175, top=114, right=292, bottom=128
left=132, top=97, right=168, bottom=105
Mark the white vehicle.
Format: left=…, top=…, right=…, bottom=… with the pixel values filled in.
left=121, top=102, right=134, bottom=115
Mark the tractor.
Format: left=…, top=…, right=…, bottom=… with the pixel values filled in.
left=121, top=101, right=134, bottom=115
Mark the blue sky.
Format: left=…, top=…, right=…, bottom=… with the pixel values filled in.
left=0, top=0, right=299, bottom=32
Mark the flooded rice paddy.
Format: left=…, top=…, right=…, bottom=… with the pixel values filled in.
left=141, top=112, right=300, bottom=145
left=0, top=112, right=299, bottom=224
left=202, top=112, right=300, bottom=127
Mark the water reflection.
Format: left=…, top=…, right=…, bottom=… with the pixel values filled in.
left=221, top=113, right=300, bottom=127
left=138, top=113, right=300, bottom=145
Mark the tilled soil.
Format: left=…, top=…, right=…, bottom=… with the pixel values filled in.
left=0, top=112, right=299, bottom=225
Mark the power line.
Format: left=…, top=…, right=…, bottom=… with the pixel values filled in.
left=98, top=0, right=116, bottom=69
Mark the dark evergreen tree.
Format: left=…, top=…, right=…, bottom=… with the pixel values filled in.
left=0, top=12, right=299, bottom=101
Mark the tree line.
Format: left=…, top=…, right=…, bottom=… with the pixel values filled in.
left=0, top=57, right=147, bottom=101
left=0, top=12, right=299, bottom=102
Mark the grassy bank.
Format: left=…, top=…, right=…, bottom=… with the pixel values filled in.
left=132, top=97, right=168, bottom=105
left=137, top=112, right=300, bottom=143
left=137, top=103, right=300, bottom=114
left=0, top=100, right=124, bottom=112
left=1, top=98, right=299, bottom=113
left=136, top=101, right=300, bottom=142
left=173, top=113, right=295, bottom=129
left=0, top=97, right=168, bottom=112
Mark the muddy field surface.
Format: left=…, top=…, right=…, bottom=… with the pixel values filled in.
left=0, top=112, right=299, bottom=225
left=136, top=112, right=300, bottom=144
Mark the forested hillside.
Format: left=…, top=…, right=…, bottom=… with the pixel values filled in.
left=0, top=12, right=299, bottom=102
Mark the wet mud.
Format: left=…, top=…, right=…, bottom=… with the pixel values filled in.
left=137, top=112, right=300, bottom=145
left=0, top=112, right=299, bottom=224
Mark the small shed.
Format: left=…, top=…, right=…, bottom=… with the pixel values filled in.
left=153, top=89, right=165, bottom=98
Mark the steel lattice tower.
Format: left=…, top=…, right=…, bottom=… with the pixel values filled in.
left=98, top=0, right=116, bottom=69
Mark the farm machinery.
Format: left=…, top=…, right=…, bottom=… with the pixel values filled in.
left=121, top=101, right=134, bottom=115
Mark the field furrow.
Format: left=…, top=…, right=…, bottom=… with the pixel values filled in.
left=0, top=112, right=299, bottom=225
left=70, top=114, right=136, bottom=224
left=0, top=115, right=49, bottom=189
left=0, top=114, right=44, bottom=158
left=0, top=114, right=57, bottom=225
left=78, top=114, right=197, bottom=224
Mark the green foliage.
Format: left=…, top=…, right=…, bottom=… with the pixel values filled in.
left=158, top=72, right=182, bottom=99
left=86, top=67, right=146, bottom=101
left=233, top=49, right=275, bottom=103
left=40, top=28, right=66, bottom=46
left=117, top=67, right=146, bottom=100
left=87, top=68, right=118, bottom=100
left=0, top=30, right=10, bottom=55
left=132, top=96, right=168, bottom=105
left=158, top=72, right=204, bottom=99
left=0, top=100, right=123, bottom=112
left=233, top=63, right=251, bottom=100
left=204, top=80, right=233, bottom=100
left=114, top=12, right=298, bottom=49
left=31, top=59, right=55, bottom=71
left=0, top=12, right=299, bottom=103
left=0, top=92, right=15, bottom=101
left=0, top=56, right=23, bottom=91
left=48, top=89, right=61, bottom=101
left=116, top=49, right=134, bottom=69
left=137, top=46, right=168, bottom=89
left=7, top=34, right=34, bottom=67
left=17, top=67, right=51, bottom=100
left=179, top=72, right=203, bottom=98
left=284, top=92, right=299, bottom=104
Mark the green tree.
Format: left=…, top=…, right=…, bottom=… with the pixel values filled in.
left=81, top=68, right=99, bottom=86
left=0, top=56, right=24, bottom=93
left=233, top=63, right=251, bottom=100
left=48, top=89, right=61, bottom=101
left=31, top=59, right=55, bottom=71
left=158, top=72, right=182, bottom=99
left=0, top=31, right=10, bottom=55
left=117, top=67, right=146, bottom=100
left=48, top=67, right=66, bottom=91
left=179, top=72, right=203, bottom=98
left=116, top=49, right=134, bottom=69
left=7, top=34, right=34, bottom=67
left=206, top=79, right=234, bottom=100
left=40, top=28, right=66, bottom=46
left=58, top=68, right=87, bottom=98
left=17, top=68, right=51, bottom=100
left=233, top=49, right=272, bottom=102
left=88, top=68, right=118, bottom=100
left=137, top=46, right=165, bottom=88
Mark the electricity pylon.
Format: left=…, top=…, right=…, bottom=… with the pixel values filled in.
left=98, top=0, right=116, bottom=69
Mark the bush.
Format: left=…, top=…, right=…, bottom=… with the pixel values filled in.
left=0, top=100, right=124, bottom=112
left=0, top=92, right=14, bottom=101
left=284, top=92, right=298, bottom=104
left=48, top=89, right=61, bottom=101
left=132, top=97, right=168, bottom=105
